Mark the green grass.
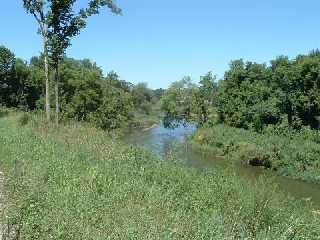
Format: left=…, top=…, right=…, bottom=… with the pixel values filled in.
left=1, top=113, right=320, bottom=239
left=191, top=125, right=320, bottom=183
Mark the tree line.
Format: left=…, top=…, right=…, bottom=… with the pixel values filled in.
left=22, top=0, right=122, bottom=127
left=0, top=45, right=162, bottom=130
left=161, top=50, right=320, bottom=132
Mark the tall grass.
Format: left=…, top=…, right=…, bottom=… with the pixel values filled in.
left=0, top=106, right=11, bottom=118
left=0, top=114, right=319, bottom=239
left=192, top=125, right=320, bottom=183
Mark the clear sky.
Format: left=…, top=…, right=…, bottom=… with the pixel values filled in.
left=1, top=0, right=320, bottom=89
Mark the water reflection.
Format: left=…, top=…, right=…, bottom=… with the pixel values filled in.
left=126, top=123, right=196, bottom=157
left=125, top=123, right=320, bottom=207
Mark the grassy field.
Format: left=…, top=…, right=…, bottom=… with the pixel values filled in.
left=1, top=112, right=320, bottom=239
left=191, top=125, right=320, bottom=183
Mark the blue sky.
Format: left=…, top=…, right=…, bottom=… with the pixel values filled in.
left=1, top=0, right=320, bottom=89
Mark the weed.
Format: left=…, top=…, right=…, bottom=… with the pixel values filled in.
left=0, top=114, right=319, bottom=239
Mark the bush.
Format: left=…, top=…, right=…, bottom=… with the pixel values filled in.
left=237, top=142, right=271, bottom=168
left=18, top=112, right=30, bottom=126
left=1, top=114, right=320, bottom=239
left=192, top=124, right=320, bottom=182
left=90, top=86, right=134, bottom=131
left=0, top=106, right=9, bottom=118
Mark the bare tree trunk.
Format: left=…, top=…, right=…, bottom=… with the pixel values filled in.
left=43, top=34, right=51, bottom=128
left=55, top=63, right=60, bottom=127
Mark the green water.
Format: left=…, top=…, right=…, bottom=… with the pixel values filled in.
left=126, top=123, right=320, bottom=207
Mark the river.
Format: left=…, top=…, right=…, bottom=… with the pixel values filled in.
left=125, top=123, right=320, bottom=207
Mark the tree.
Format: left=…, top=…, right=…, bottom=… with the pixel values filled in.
left=161, top=77, right=198, bottom=128
left=160, top=73, right=216, bottom=128
left=196, top=72, right=216, bottom=126
left=47, top=0, right=121, bottom=127
left=23, top=0, right=51, bottom=127
left=216, top=60, right=280, bottom=131
left=214, top=50, right=320, bottom=131
left=0, top=46, right=16, bottom=106
left=23, top=59, right=43, bottom=110
left=92, top=83, right=133, bottom=131
left=62, top=59, right=104, bottom=121
left=13, top=59, right=30, bottom=109
left=0, top=46, right=43, bottom=110
left=272, top=54, right=320, bottom=129
left=131, top=83, right=153, bottom=114
left=153, top=88, right=165, bottom=101
left=105, top=71, right=132, bottom=93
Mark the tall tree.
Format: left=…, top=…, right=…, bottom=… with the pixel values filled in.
left=196, top=72, right=216, bottom=125
left=23, top=0, right=51, bottom=127
left=0, top=46, right=16, bottom=106
left=217, top=60, right=279, bottom=130
left=161, top=77, right=198, bottom=128
left=131, top=83, right=153, bottom=114
left=47, top=0, right=121, bottom=127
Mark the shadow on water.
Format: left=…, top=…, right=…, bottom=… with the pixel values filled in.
left=125, top=122, right=320, bottom=207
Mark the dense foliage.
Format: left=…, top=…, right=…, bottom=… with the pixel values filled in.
left=1, top=113, right=320, bottom=239
left=23, top=0, right=122, bottom=127
left=161, top=77, right=198, bottom=128
left=162, top=51, right=320, bottom=131
left=0, top=45, right=159, bottom=130
left=192, top=125, right=320, bottom=183
left=160, top=51, right=320, bottom=182
left=218, top=51, right=320, bottom=131
left=0, top=46, right=42, bottom=109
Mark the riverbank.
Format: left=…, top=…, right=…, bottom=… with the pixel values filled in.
left=114, top=104, right=161, bottom=136
left=129, top=103, right=162, bottom=131
left=1, top=113, right=320, bottom=239
left=130, top=114, right=159, bottom=131
left=190, top=125, right=320, bottom=184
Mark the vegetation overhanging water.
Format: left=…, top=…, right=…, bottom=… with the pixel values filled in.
left=1, top=113, right=320, bottom=239
left=125, top=123, right=320, bottom=207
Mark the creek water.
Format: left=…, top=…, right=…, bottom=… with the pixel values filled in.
left=125, top=123, right=320, bottom=207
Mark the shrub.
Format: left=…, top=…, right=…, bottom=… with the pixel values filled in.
left=90, top=86, right=134, bottom=131
left=0, top=106, right=9, bottom=118
left=1, top=114, right=320, bottom=239
left=18, top=112, right=30, bottom=126
left=192, top=124, right=320, bottom=182
left=237, top=142, right=271, bottom=168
